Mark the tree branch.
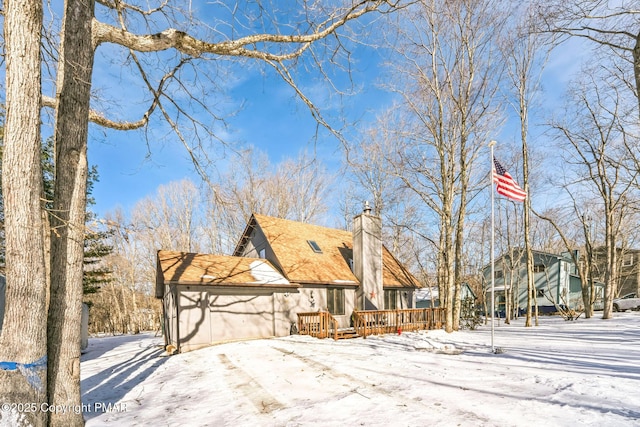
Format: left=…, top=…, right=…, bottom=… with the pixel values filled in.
left=41, top=95, right=153, bottom=130
left=95, top=0, right=169, bottom=15
left=92, top=1, right=397, bottom=60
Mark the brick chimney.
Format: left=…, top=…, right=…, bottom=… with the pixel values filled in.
left=353, top=202, right=383, bottom=310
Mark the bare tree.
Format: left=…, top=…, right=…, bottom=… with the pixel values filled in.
left=0, top=1, right=49, bottom=426
left=533, top=201, right=600, bottom=318
left=207, top=147, right=333, bottom=252
left=499, top=6, right=553, bottom=325
left=275, top=155, right=332, bottom=224
left=3, top=0, right=402, bottom=424
left=346, top=117, right=403, bottom=217
left=345, top=113, right=423, bottom=267
left=383, top=0, right=506, bottom=332
left=99, top=209, right=160, bottom=335
left=536, top=1, right=640, bottom=118
left=549, top=65, right=640, bottom=319
left=132, top=179, right=201, bottom=253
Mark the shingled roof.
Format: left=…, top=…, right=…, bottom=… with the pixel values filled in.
left=235, top=214, right=421, bottom=289
left=156, top=250, right=297, bottom=298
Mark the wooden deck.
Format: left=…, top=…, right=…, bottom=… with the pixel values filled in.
left=297, top=308, right=444, bottom=340
left=297, top=311, right=339, bottom=339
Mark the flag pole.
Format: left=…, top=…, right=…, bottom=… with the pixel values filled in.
left=489, top=140, right=496, bottom=353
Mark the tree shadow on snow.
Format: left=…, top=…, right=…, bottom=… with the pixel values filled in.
left=81, top=333, right=160, bottom=361
left=81, top=336, right=168, bottom=420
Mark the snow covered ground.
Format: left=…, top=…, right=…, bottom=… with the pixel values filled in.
left=81, top=313, right=640, bottom=426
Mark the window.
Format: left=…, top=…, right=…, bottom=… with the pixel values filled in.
left=533, top=264, right=546, bottom=273
left=623, top=255, right=634, bottom=267
left=307, top=240, right=322, bottom=253
left=537, top=289, right=545, bottom=297
left=327, top=288, right=344, bottom=315
left=384, top=290, right=398, bottom=310
left=258, top=248, right=266, bottom=259
left=495, top=270, right=504, bottom=279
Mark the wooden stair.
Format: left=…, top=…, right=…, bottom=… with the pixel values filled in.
left=335, top=328, right=360, bottom=340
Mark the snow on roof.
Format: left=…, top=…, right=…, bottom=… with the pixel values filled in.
left=415, top=287, right=438, bottom=301
left=249, top=260, right=290, bottom=285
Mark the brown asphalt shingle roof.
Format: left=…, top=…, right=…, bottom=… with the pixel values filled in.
left=157, top=250, right=296, bottom=288
left=240, top=214, right=420, bottom=288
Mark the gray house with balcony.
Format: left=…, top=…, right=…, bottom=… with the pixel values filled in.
left=482, top=249, right=603, bottom=315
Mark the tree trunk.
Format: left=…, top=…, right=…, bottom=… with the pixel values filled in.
left=120, top=282, right=129, bottom=334
left=47, top=0, right=95, bottom=425
left=443, top=219, right=455, bottom=333
left=110, top=281, right=123, bottom=334
left=452, top=142, right=469, bottom=331
left=602, top=209, right=617, bottom=319
left=523, top=182, right=535, bottom=327
left=0, top=1, right=48, bottom=426
left=633, top=31, right=640, bottom=120
left=580, top=221, right=594, bottom=318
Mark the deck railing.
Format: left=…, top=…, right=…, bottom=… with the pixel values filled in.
left=352, top=308, right=444, bottom=338
left=297, top=311, right=339, bottom=340
left=297, top=307, right=444, bottom=340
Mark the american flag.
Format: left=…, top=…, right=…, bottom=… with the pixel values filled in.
left=493, top=158, right=526, bottom=202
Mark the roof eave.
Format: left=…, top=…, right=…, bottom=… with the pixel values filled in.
left=165, top=280, right=300, bottom=289
left=295, top=280, right=360, bottom=287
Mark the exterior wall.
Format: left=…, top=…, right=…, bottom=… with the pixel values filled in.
left=273, top=287, right=325, bottom=336
left=568, top=275, right=587, bottom=309
left=164, top=285, right=179, bottom=349
left=383, top=288, right=415, bottom=309
left=177, top=286, right=278, bottom=352
left=239, top=227, right=265, bottom=257
left=171, top=284, right=360, bottom=352
left=485, top=252, right=578, bottom=313
left=615, top=250, right=640, bottom=296
left=237, top=226, right=278, bottom=261
left=289, top=286, right=357, bottom=329
left=592, top=247, right=640, bottom=297
left=515, top=255, right=562, bottom=310
left=353, top=212, right=383, bottom=310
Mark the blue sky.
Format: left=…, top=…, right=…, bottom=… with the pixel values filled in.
left=86, top=20, right=394, bottom=218
left=84, top=3, right=589, bottom=220
left=87, top=69, right=389, bottom=217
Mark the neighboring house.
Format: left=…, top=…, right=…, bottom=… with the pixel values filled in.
left=415, top=284, right=476, bottom=309
left=592, top=247, right=640, bottom=297
left=482, top=249, right=604, bottom=315
left=156, top=207, right=422, bottom=353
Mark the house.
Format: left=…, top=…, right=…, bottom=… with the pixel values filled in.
left=415, top=283, right=476, bottom=309
left=156, top=206, right=422, bottom=353
left=482, top=249, right=604, bottom=315
left=591, top=246, right=640, bottom=297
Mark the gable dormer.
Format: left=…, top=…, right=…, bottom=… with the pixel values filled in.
left=233, top=214, right=285, bottom=277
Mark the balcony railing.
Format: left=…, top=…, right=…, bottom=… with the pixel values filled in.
left=297, top=307, right=444, bottom=340
left=352, top=308, right=444, bottom=338
left=297, top=311, right=339, bottom=339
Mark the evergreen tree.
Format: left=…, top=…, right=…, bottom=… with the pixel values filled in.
left=0, top=135, right=113, bottom=291
left=83, top=166, right=113, bottom=295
